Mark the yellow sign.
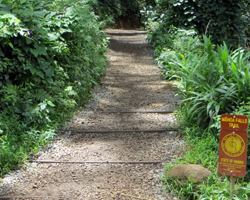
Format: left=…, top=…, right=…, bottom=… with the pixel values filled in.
left=221, top=133, right=245, bottom=157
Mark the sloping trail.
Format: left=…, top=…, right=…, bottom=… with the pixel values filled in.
left=0, top=29, right=183, bottom=200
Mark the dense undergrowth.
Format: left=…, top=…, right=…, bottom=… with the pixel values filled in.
left=142, top=0, right=250, bottom=199
left=0, top=0, right=108, bottom=177
left=2, top=0, right=250, bottom=198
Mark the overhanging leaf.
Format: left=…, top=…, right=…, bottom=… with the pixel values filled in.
left=47, top=101, right=55, bottom=107
left=40, top=62, right=50, bottom=71
left=30, top=48, right=39, bottom=57
left=47, top=33, right=59, bottom=41
left=36, top=70, right=44, bottom=79
left=30, top=67, right=37, bottom=75
left=35, top=43, right=47, bottom=56
left=45, top=68, right=54, bottom=78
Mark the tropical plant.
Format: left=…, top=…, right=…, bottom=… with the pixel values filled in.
left=0, top=0, right=108, bottom=176
left=153, top=0, right=250, bottom=49
left=164, top=36, right=250, bottom=128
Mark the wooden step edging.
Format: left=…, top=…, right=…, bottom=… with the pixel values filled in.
left=27, top=160, right=171, bottom=165
left=98, top=110, right=174, bottom=114
left=65, top=128, right=178, bottom=134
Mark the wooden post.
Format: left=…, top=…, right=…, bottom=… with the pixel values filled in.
left=230, top=176, right=236, bottom=199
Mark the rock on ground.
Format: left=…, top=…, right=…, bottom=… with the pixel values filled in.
left=168, top=164, right=212, bottom=183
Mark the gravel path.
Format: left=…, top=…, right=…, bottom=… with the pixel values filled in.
left=0, top=29, right=183, bottom=200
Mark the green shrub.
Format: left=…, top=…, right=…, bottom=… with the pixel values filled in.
left=156, top=29, right=203, bottom=79
left=164, top=36, right=250, bottom=129
left=0, top=110, right=55, bottom=177
left=154, top=0, right=250, bottom=49
left=89, top=0, right=145, bottom=26
left=144, top=3, right=250, bottom=199
left=0, top=0, right=108, bottom=176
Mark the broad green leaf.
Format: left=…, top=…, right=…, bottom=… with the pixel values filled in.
left=40, top=62, right=50, bottom=71
left=91, top=80, right=98, bottom=86
left=30, top=44, right=47, bottom=57
left=232, top=62, right=239, bottom=79
left=222, top=51, right=228, bottom=75
left=245, top=67, right=249, bottom=80
left=30, top=49, right=39, bottom=57
left=207, top=101, right=214, bottom=114
left=26, top=38, right=33, bottom=44
left=0, top=11, right=8, bottom=15
left=40, top=103, right=46, bottom=111
left=47, top=33, right=59, bottom=41
left=59, top=28, right=72, bottom=34
left=66, top=7, right=74, bottom=16
left=36, top=70, right=44, bottom=79
left=33, top=11, right=46, bottom=19
left=215, top=88, right=227, bottom=94
left=85, top=36, right=92, bottom=42
left=46, top=77, right=53, bottom=84
left=22, top=45, right=29, bottom=53
left=45, top=68, right=54, bottom=77
left=68, top=90, right=77, bottom=96
left=46, top=12, right=57, bottom=20
left=215, top=104, right=220, bottom=114
left=8, top=42, right=13, bottom=48
left=65, top=86, right=73, bottom=91
left=47, top=101, right=55, bottom=107
left=35, top=43, right=47, bottom=56
left=55, top=21, right=61, bottom=27
left=30, top=67, right=37, bottom=75
left=4, top=74, right=9, bottom=80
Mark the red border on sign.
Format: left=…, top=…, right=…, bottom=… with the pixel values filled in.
left=218, top=130, right=248, bottom=177
left=218, top=114, right=248, bottom=177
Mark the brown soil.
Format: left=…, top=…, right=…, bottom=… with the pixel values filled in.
left=114, top=17, right=143, bottom=29
left=0, top=29, right=183, bottom=200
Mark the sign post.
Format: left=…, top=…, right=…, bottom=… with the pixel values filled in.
left=218, top=114, right=248, bottom=198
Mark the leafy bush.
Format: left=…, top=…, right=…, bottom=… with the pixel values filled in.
left=151, top=0, right=250, bottom=49
left=89, top=0, right=143, bottom=27
left=0, top=111, right=55, bottom=177
left=157, top=36, right=250, bottom=129
left=0, top=0, right=108, bottom=176
left=144, top=3, right=250, bottom=199
left=156, top=29, right=203, bottom=79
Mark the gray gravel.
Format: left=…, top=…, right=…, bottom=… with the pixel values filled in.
left=0, top=28, right=183, bottom=200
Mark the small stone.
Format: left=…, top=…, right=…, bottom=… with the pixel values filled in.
left=168, top=164, right=211, bottom=183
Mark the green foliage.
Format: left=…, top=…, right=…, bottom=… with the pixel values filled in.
left=0, top=110, right=54, bottom=177
left=160, top=36, right=250, bottom=129
left=89, top=0, right=142, bottom=26
left=151, top=0, right=250, bottom=49
left=147, top=24, right=177, bottom=57
left=89, top=0, right=156, bottom=27
left=0, top=0, right=108, bottom=176
left=156, top=29, right=203, bottom=79
left=144, top=1, right=250, bottom=129
left=162, top=128, right=250, bottom=199
left=144, top=2, right=250, bottom=199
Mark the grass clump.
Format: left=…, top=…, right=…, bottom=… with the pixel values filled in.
left=0, top=112, right=54, bottom=176
left=162, top=128, right=250, bottom=199
left=143, top=5, right=250, bottom=199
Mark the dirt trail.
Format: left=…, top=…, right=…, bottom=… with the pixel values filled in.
left=0, top=29, right=183, bottom=200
